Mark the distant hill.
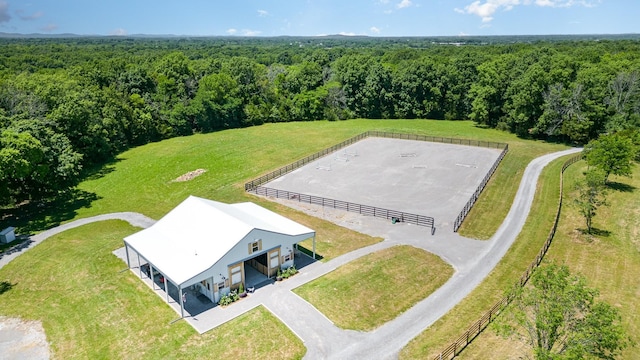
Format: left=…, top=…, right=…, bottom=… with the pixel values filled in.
left=0, top=32, right=638, bottom=44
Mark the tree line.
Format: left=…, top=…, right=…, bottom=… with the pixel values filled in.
left=1, top=37, right=639, bottom=207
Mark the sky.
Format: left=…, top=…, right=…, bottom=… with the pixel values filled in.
left=0, top=0, right=637, bottom=37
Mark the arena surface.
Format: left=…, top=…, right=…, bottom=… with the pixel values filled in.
left=264, top=137, right=504, bottom=230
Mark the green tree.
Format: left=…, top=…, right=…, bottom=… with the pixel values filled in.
left=0, top=130, right=45, bottom=205
left=584, top=133, right=636, bottom=182
left=191, top=73, right=243, bottom=131
left=605, top=71, right=640, bottom=132
left=392, top=58, right=444, bottom=119
left=574, top=168, right=608, bottom=234
left=496, top=263, right=628, bottom=359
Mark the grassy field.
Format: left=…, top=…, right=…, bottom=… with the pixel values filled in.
left=4, top=120, right=567, bottom=238
left=0, top=220, right=306, bottom=359
left=401, top=155, right=567, bottom=359
left=293, top=245, right=453, bottom=331
left=402, top=160, right=640, bottom=359
left=0, top=119, right=575, bottom=358
left=455, top=163, right=640, bottom=359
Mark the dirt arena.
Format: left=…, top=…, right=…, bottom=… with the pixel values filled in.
left=264, top=137, right=503, bottom=230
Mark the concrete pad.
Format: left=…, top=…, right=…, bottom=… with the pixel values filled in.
left=264, top=137, right=503, bottom=230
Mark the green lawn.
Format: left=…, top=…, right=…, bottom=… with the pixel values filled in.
left=402, top=160, right=640, bottom=360
left=0, top=119, right=575, bottom=358
left=400, top=155, right=567, bottom=359
left=0, top=220, right=305, bottom=359
left=293, top=245, right=454, bottom=331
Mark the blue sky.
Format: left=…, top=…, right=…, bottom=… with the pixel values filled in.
left=1, top=1, right=636, bottom=37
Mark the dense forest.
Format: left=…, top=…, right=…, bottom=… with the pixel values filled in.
left=1, top=36, right=639, bottom=207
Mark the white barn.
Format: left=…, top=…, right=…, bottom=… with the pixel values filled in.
left=123, top=195, right=315, bottom=317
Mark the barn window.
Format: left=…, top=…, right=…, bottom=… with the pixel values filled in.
left=248, top=239, right=262, bottom=254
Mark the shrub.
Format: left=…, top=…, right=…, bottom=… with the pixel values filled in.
left=218, top=294, right=233, bottom=306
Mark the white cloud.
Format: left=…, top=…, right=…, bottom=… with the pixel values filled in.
left=535, top=0, right=599, bottom=7
left=16, top=9, right=43, bottom=21
left=370, top=26, right=381, bottom=34
left=110, top=28, right=127, bottom=36
left=257, top=9, right=268, bottom=17
left=40, top=23, right=58, bottom=32
left=0, top=1, right=11, bottom=23
left=397, top=0, right=413, bottom=9
left=241, top=29, right=261, bottom=36
left=339, top=31, right=357, bottom=36
left=227, top=28, right=261, bottom=36
left=457, top=0, right=599, bottom=23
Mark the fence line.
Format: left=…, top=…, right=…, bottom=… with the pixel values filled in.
left=244, top=132, right=369, bottom=192
left=453, top=145, right=509, bottom=232
left=244, top=131, right=508, bottom=192
left=244, top=131, right=509, bottom=233
left=432, top=153, right=582, bottom=360
left=250, top=186, right=435, bottom=231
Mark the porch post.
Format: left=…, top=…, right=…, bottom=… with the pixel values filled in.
left=150, top=264, right=155, bottom=290
left=179, top=286, right=185, bottom=318
left=164, top=277, right=169, bottom=303
left=124, top=244, right=131, bottom=268
left=137, top=253, right=142, bottom=278
left=312, top=235, right=316, bottom=260
left=210, top=276, right=215, bottom=300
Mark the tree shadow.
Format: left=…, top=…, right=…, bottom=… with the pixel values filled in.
left=0, top=238, right=34, bottom=260
left=0, top=281, right=15, bottom=295
left=0, top=188, right=101, bottom=234
left=82, top=157, right=122, bottom=181
left=577, top=227, right=612, bottom=238
left=606, top=181, right=636, bottom=193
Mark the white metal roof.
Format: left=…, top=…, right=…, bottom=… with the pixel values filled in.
left=124, top=196, right=314, bottom=286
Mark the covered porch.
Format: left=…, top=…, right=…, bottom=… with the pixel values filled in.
left=115, top=246, right=215, bottom=318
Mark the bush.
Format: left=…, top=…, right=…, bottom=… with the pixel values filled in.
left=281, top=266, right=298, bottom=279
left=218, top=290, right=241, bottom=306
left=218, top=294, right=234, bottom=306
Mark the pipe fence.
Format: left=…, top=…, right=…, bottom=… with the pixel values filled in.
left=245, top=131, right=508, bottom=192
left=244, top=132, right=369, bottom=192
left=432, top=153, right=582, bottom=360
left=251, top=186, right=435, bottom=232
left=244, top=130, right=508, bottom=234
left=453, top=144, right=509, bottom=232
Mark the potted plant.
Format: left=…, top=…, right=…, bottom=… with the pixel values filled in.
left=276, top=269, right=283, bottom=281
left=238, top=283, right=247, bottom=298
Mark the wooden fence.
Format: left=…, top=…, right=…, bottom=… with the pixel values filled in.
left=453, top=145, right=509, bottom=232
left=252, top=186, right=435, bottom=231
left=432, top=153, right=582, bottom=360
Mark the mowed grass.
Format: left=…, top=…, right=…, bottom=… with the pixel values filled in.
left=401, top=155, right=567, bottom=359
left=402, top=160, right=640, bottom=359
left=12, top=119, right=566, bottom=239
left=0, top=220, right=305, bottom=360
left=293, top=245, right=454, bottom=331
left=449, top=163, right=640, bottom=359
left=1, top=119, right=574, bottom=358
